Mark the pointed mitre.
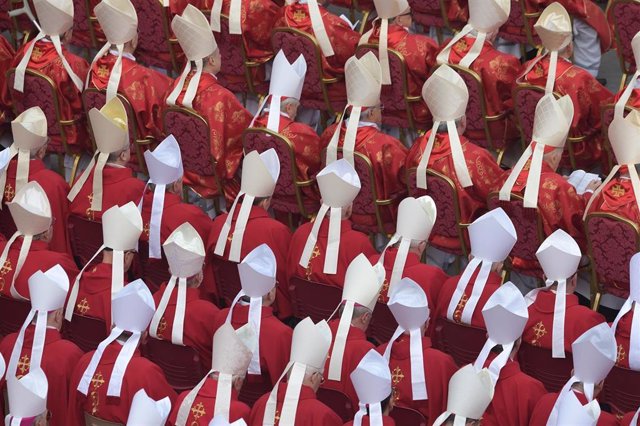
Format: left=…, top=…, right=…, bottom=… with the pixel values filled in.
left=6, top=369, right=48, bottom=422
left=396, top=196, right=437, bottom=242
left=238, top=244, right=277, bottom=297
left=388, top=278, right=429, bottom=331
left=211, top=323, right=255, bottom=376
left=33, top=0, right=74, bottom=36
left=373, top=0, right=409, bottom=18
left=317, top=159, right=361, bottom=208
left=290, top=318, right=332, bottom=370
left=94, top=0, right=138, bottom=45
left=29, top=264, right=69, bottom=312
left=112, top=279, right=156, bottom=332
left=346, top=52, right=382, bottom=108
left=12, top=107, right=47, bottom=151
left=536, top=229, right=581, bottom=282
left=468, top=0, right=510, bottom=32
left=8, top=181, right=51, bottom=236
left=90, top=97, right=129, bottom=154
left=555, top=391, right=600, bottom=426
left=163, top=223, right=205, bottom=278
left=342, top=254, right=385, bottom=311
left=350, top=349, right=392, bottom=424
left=422, top=65, right=469, bottom=121
left=534, top=2, right=572, bottom=52
left=443, top=365, right=494, bottom=421
left=469, top=207, right=517, bottom=262
left=572, top=323, right=617, bottom=388
left=126, top=389, right=171, bottom=426
left=482, top=281, right=528, bottom=344
left=145, top=134, right=184, bottom=185
left=532, top=93, right=574, bottom=148
left=269, top=50, right=306, bottom=100
left=240, top=149, right=280, bottom=197
left=102, top=202, right=143, bottom=251
left=172, top=5, right=217, bottom=62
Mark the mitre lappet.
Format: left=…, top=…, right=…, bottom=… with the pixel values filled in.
left=610, top=253, right=640, bottom=369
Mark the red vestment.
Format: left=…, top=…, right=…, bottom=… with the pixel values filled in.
left=433, top=270, right=502, bottom=331
left=0, top=326, right=83, bottom=426
left=320, top=123, right=408, bottom=230
left=205, top=206, right=292, bottom=317
left=163, top=72, right=252, bottom=201
left=169, top=378, right=251, bottom=425
left=70, top=263, right=125, bottom=334
left=87, top=52, right=172, bottom=141
left=213, top=305, right=292, bottom=385
left=327, top=0, right=374, bottom=11
left=0, top=239, right=78, bottom=300
left=377, top=335, right=457, bottom=424
left=0, top=35, right=15, bottom=124
left=369, top=248, right=448, bottom=308
left=323, top=319, right=375, bottom=409
left=68, top=164, right=146, bottom=222
left=443, top=36, right=521, bottom=146
left=612, top=306, right=635, bottom=369
left=67, top=342, right=177, bottom=426
left=276, top=3, right=360, bottom=96
left=140, top=191, right=212, bottom=245
left=6, top=40, right=90, bottom=153
left=405, top=132, right=503, bottom=250
left=3, top=157, right=71, bottom=254
left=522, top=290, right=605, bottom=353
left=518, top=56, right=614, bottom=168
left=249, top=383, right=343, bottom=426
left=481, top=359, right=547, bottom=426
left=151, top=284, right=219, bottom=370
left=529, top=391, right=618, bottom=426
left=254, top=112, right=325, bottom=199
left=585, top=171, right=640, bottom=223
left=287, top=219, right=376, bottom=289
left=365, top=23, right=438, bottom=126
left=344, top=417, right=395, bottom=426
left=621, top=411, right=640, bottom=425
left=615, top=87, right=640, bottom=109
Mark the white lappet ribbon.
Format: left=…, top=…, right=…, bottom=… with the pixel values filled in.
left=7, top=308, right=47, bottom=379
left=327, top=300, right=354, bottom=381
left=0, top=232, right=33, bottom=301
left=383, top=327, right=427, bottom=401
left=446, top=257, right=493, bottom=324
left=436, top=24, right=486, bottom=69
left=473, top=338, right=515, bottom=385
left=326, top=106, right=362, bottom=167
left=611, top=299, right=640, bottom=370
left=0, top=146, right=28, bottom=206
left=416, top=120, right=472, bottom=190
left=210, top=0, right=242, bottom=35
left=175, top=369, right=234, bottom=425
left=85, top=44, right=126, bottom=103
left=499, top=141, right=545, bottom=208
left=377, top=233, right=411, bottom=296
left=360, top=18, right=391, bottom=85
left=631, top=407, right=640, bottom=425
left=166, top=59, right=203, bottom=109
left=524, top=281, right=568, bottom=359
left=214, top=192, right=255, bottom=262
left=432, top=411, right=471, bottom=426
left=225, top=290, right=262, bottom=375
left=149, top=276, right=187, bottom=346
left=353, top=400, right=384, bottom=426
left=263, top=361, right=307, bottom=426
left=299, top=204, right=342, bottom=275
left=147, top=182, right=166, bottom=259
left=68, top=151, right=110, bottom=212
left=77, top=327, right=141, bottom=397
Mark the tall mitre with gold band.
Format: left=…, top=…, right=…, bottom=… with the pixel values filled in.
left=614, top=32, right=640, bottom=118
left=149, top=222, right=206, bottom=346
left=360, top=0, right=410, bottom=85
left=13, top=0, right=84, bottom=93
left=68, top=97, right=129, bottom=212
left=584, top=109, right=640, bottom=219
left=0, top=181, right=52, bottom=300
left=437, top=0, right=510, bottom=68
left=214, top=149, right=280, bottom=262
left=262, top=317, right=332, bottom=426
left=327, top=254, right=385, bottom=381
left=416, top=64, right=470, bottom=190
left=499, top=93, right=574, bottom=208
left=326, top=52, right=382, bottom=167
left=168, top=5, right=218, bottom=108
left=88, top=0, right=138, bottom=102
left=65, top=202, right=143, bottom=323
left=0, top=107, right=47, bottom=205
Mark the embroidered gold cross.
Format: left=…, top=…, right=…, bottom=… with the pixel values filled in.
left=86, top=194, right=95, bottom=221
left=90, top=371, right=105, bottom=415
left=305, top=245, right=321, bottom=279
left=191, top=402, right=206, bottom=419
left=274, top=410, right=281, bottom=424
left=611, top=184, right=626, bottom=198
left=143, top=222, right=150, bottom=238
left=4, top=183, right=14, bottom=202
left=379, top=278, right=390, bottom=302
left=77, top=298, right=90, bottom=315
left=1, top=259, right=12, bottom=276
left=227, top=232, right=234, bottom=243
left=293, top=9, right=307, bottom=21
left=158, top=317, right=167, bottom=334
left=96, top=65, right=110, bottom=78
left=32, top=46, right=43, bottom=60
left=391, top=366, right=404, bottom=385
left=455, top=38, right=468, bottom=51
left=17, top=354, right=30, bottom=377
left=531, top=321, right=547, bottom=346
left=91, top=372, right=105, bottom=389
left=453, top=294, right=469, bottom=323
left=617, top=344, right=626, bottom=364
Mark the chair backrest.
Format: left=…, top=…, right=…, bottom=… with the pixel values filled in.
left=390, top=406, right=428, bottom=426
left=518, top=341, right=573, bottom=392
left=601, top=365, right=640, bottom=416
left=0, top=206, right=16, bottom=240
left=356, top=45, right=410, bottom=113
left=129, top=0, right=173, bottom=56
left=238, top=373, right=273, bottom=407
left=7, top=68, right=68, bottom=154
left=136, top=239, right=171, bottom=294
left=512, top=83, right=546, bottom=145
left=317, top=387, right=353, bottom=422
left=498, top=0, right=527, bottom=43
left=290, top=275, right=343, bottom=322
left=62, top=316, right=108, bottom=353
left=211, top=256, right=242, bottom=307
left=67, top=214, right=104, bottom=269
left=217, top=14, right=248, bottom=80
left=368, top=302, right=398, bottom=345
left=585, top=212, right=640, bottom=300
left=433, top=317, right=487, bottom=366
left=271, top=28, right=326, bottom=101
left=609, top=0, right=640, bottom=76
left=0, top=296, right=30, bottom=337
left=84, top=412, right=123, bottom=426
left=487, top=193, right=544, bottom=263
left=143, top=337, right=205, bottom=392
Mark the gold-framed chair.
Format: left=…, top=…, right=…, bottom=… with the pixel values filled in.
left=242, top=127, right=318, bottom=228
left=585, top=211, right=640, bottom=310
left=81, top=87, right=154, bottom=176
left=600, top=103, right=633, bottom=173
left=519, top=0, right=542, bottom=48
left=607, top=0, right=640, bottom=90
left=271, top=27, right=347, bottom=119
left=6, top=67, right=82, bottom=182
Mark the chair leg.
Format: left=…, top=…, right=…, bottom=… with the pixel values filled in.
left=591, top=291, right=602, bottom=312
left=69, top=154, right=81, bottom=185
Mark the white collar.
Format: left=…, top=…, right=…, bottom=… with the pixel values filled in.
left=358, top=120, right=380, bottom=130
left=109, top=49, right=136, bottom=61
